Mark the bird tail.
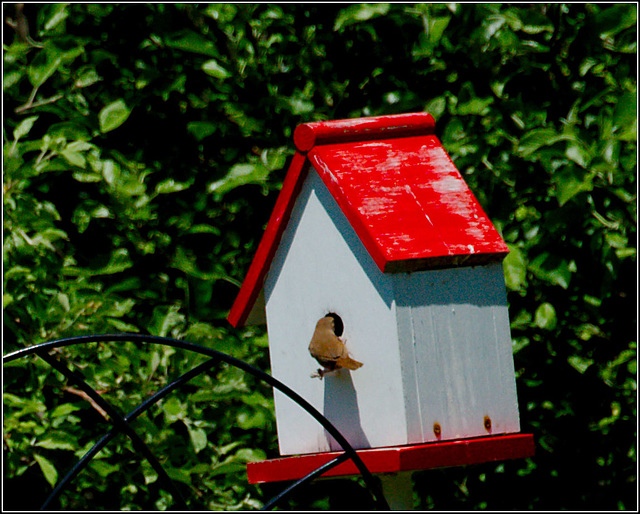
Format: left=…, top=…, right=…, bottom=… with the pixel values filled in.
left=336, top=356, right=363, bottom=370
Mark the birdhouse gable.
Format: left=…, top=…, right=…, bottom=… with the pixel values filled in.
left=228, top=112, right=508, bottom=328
left=263, top=167, right=406, bottom=454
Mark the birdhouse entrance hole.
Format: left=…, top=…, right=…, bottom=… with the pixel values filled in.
left=325, top=312, right=343, bottom=337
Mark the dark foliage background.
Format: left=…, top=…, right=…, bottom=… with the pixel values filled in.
left=3, top=3, right=636, bottom=510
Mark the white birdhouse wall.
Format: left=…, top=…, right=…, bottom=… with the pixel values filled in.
left=393, top=263, right=521, bottom=443
left=264, top=168, right=407, bottom=456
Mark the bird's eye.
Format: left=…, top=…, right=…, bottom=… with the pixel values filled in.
left=325, top=312, right=344, bottom=337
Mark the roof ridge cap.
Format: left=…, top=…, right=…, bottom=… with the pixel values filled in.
left=293, top=112, right=436, bottom=152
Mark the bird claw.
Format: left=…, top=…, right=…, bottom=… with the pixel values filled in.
left=311, top=368, right=341, bottom=379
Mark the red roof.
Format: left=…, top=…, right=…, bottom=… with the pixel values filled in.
left=228, top=112, right=508, bottom=327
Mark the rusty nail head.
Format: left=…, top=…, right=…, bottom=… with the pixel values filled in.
left=483, top=415, right=492, bottom=431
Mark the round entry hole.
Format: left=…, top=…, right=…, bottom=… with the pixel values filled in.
left=325, top=312, right=344, bottom=337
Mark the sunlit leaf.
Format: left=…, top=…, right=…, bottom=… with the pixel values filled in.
left=208, top=162, right=269, bottom=196
left=34, top=454, right=58, bottom=488
left=187, top=121, right=217, bottom=141
left=90, top=248, right=133, bottom=275
left=503, top=245, right=527, bottom=291
left=13, top=116, right=39, bottom=140
left=90, top=460, right=119, bottom=478
left=202, top=59, right=232, bottom=79
left=613, top=91, right=637, bottom=141
left=74, top=66, right=101, bottom=88
left=36, top=436, right=77, bottom=451
left=553, top=168, right=594, bottom=206
left=187, top=425, right=208, bottom=453
left=534, top=302, right=557, bottom=330
left=595, top=4, right=637, bottom=38
left=165, top=31, right=221, bottom=58
left=204, top=4, right=237, bottom=22
left=154, top=178, right=192, bottom=194
left=456, top=95, right=494, bottom=116
left=529, top=253, right=573, bottom=289
left=334, top=3, right=390, bottom=31
left=148, top=304, right=185, bottom=337
left=99, top=100, right=131, bottom=133
left=27, top=50, right=62, bottom=88
left=43, top=3, right=70, bottom=32
left=517, top=128, right=562, bottom=157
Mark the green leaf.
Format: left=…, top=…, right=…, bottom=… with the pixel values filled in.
left=503, top=245, right=527, bottom=291
left=13, top=116, right=39, bottom=140
left=287, top=95, right=314, bottom=115
left=237, top=407, right=268, bottom=430
left=554, top=168, right=594, bottom=206
left=187, top=425, right=208, bottom=453
left=51, top=403, right=82, bottom=418
left=613, top=91, right=637, bottom=141
left=208, top=162, right=269, bottom=197
left=27, top=50, right=62, bottom=88
left=74, top=66, right=101, bottom=88
left=3, top=69, right=23, bottom=91
left=235, top=448, right=266, bottom=463
left=516, top=128, right=562, bottom=157
left=202, top=59, right=232, bottom=79
left=148, top=304, right=185, bottom=337
left=34, top=454, right=58, bottom=488
left=166, top=467, right=192, bottom=484
left=595, top=4, right=637, bottom=39
left=36, top=436, right=77, bottom=451
left=529, top=253, right=573, bottom=289
left=48, top=121, right=91, bottom=141
left=187, top=121, right=217, bottom=141
left=204, top=4, right=237, bottom=23
left=106, top=318, right=140, bottom=332
left=223, top=103, right=263, bottom=135
left=456, top=95, right=494, bottom=116
left=334, top=4, right=390, bottom=31
left=519, top=8, right=554, bottom=34
left=154, top=178, right=192, bottom=194
left=61, top=149, right=86, bottom=168
left=425, top=97, right=447, bottom=119
left=170, top=246, right=241, bottom=285
left=209, top=448, right=266, bottom=477
left=534, top=302, right=557, bottom=330
left=565, top=143, right=592, bottom=168
left=568, top=355, right=594, bottom=374
left=162, top=396, right=186, bottom=422
left=43, top=4, right=70, bottom=33
left=164, top=31, right=221, bottom=58
left=412, top=15, right=451, bottom=58
left=99, top=100, right=131, bottom=133
left=67, top=141, right=94, bottom=152
left=141, top=460, right=159, bottom=485
left=90, top=460, right=119, bottom=478
left=91, top=248, right=133, bottom=275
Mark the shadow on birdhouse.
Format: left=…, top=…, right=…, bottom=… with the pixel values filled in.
left=228, top=112, right=534, bottom=488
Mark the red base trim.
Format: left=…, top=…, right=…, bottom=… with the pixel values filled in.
left=247, top=433, right=534, bottom=484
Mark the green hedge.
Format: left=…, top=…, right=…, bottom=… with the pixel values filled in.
left=3, top=3, right=636, bottom=509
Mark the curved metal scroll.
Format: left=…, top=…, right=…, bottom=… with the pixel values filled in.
left=3, top=334, right=389, bottom=510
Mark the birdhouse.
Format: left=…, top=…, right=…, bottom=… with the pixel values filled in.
left=228, top=112, right=525, bottom=459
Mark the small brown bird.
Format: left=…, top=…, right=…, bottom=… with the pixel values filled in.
left=308, top=315, right=363, bottom=379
